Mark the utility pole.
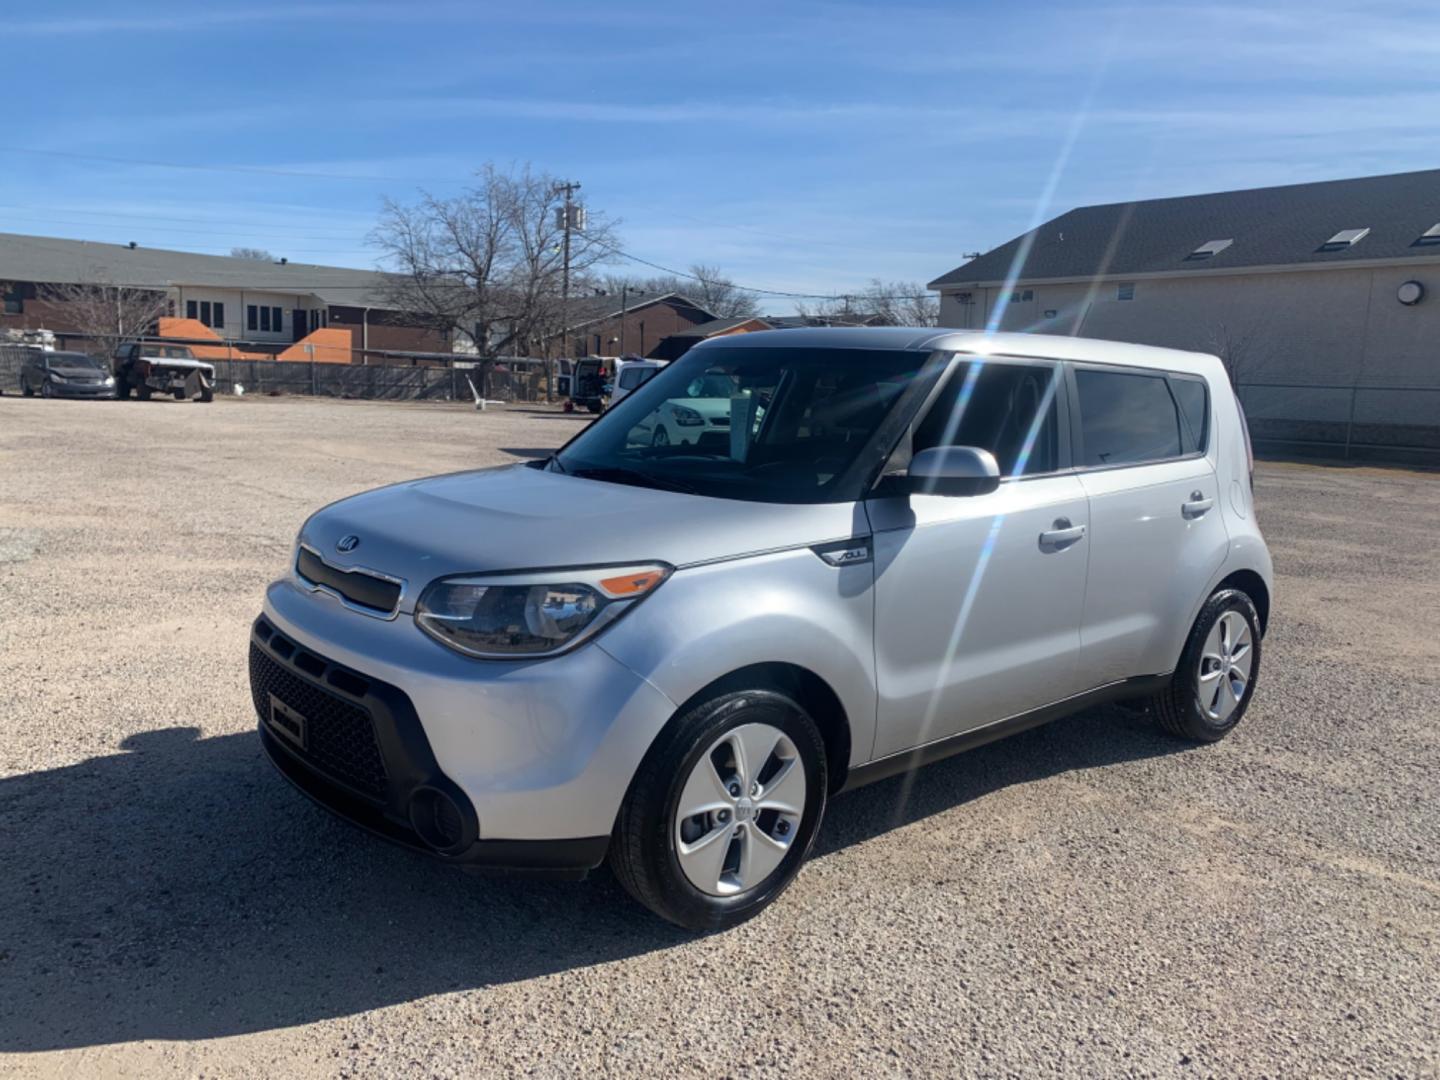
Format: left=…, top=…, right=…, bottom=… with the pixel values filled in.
left=553, top=179, right=583, bottom=399
left=619, top=284, right=627, bottom=357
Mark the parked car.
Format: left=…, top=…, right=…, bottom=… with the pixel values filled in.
left=610, top=358, right=666, bottom=407
left=112, top=342, right=215, bottom=402
left=251, top=328, right=1271, bottom=931
left=568, top=356, right=613, bottom=413
left=19, top=350, right=117, bottom=399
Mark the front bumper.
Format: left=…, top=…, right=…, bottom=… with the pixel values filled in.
left=255, top=577, right=678, bottom=857
left=51, top=382, right=116, bottom=398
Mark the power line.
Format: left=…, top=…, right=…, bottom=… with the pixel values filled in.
left=596, top=244, right=935, bottom=302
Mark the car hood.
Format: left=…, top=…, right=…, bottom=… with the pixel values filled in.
left=297, top=463, right=865, bottom=609
left=50, top=365, right=108, bottom=379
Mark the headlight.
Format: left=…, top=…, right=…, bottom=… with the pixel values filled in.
left=48, top=372, right=68, bottom=382
left=103, top=376, right=115, bottom=386
left=672, top=405, right=705, bottom=426
left=415, top=563, right=670, bottom=659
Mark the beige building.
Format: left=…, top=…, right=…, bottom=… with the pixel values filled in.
left=929, top=169, right=1440, bottom=462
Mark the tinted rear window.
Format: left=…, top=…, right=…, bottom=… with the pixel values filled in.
left=1075, top=369, right=1183, bottom=467
left=1170, top=376, right=1209, bottom=453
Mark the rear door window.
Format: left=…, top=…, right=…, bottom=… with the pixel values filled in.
left=1074, top=369, right=1183, bottom=467
left=1169, top=376, right=1209, bottom=453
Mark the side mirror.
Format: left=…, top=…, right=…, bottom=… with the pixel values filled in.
left=907, top=446, right=1002, bottom=496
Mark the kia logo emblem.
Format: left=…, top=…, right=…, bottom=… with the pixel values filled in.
left=336, top=535, right=361, bottom=553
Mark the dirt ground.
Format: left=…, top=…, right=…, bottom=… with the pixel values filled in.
left=1, top=394, right=1437, bottom=1077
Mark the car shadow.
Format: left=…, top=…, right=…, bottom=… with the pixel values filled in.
left=0, top=707, right=1182, bottom=1051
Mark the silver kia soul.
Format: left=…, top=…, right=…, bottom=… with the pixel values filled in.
left=251, top=327, right=1272, bottom=930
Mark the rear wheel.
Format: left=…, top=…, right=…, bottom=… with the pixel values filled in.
left=1147, top=588, right=1261, bottom=742
left=610, top=688, right=827, bottom=931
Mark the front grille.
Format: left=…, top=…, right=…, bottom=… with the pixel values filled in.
left=296, top=547, right=402, bottom=616
left=249, top=642, right=388, bottom=800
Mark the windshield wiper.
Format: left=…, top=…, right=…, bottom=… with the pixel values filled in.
left=569, top=465, right=698, bottom=495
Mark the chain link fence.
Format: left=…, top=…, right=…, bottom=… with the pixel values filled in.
left=1236, top=382, right=1440, bottom=466
left=0, top=342, right=551, bottom=404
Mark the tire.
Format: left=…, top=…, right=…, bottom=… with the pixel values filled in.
left=198, top=385, right=214, bottom=403
left=41, top=380, right=53, bottom=399
left=172, top=389, right=186, bottom=400
left=587, top=401, right=602, bottom=414
left=652, top=425, right=670, bottom=448
left=135, top=384, right=152, bottom=401
left=610, top=688, right=828, bottom=932
left=1147, top=588, right=1262, bottom=742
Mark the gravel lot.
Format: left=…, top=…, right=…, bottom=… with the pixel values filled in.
left=2, top=395, right=1437, bottom=1078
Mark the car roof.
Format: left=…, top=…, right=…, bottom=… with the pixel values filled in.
left=694, top=326, right=1224, bottom=379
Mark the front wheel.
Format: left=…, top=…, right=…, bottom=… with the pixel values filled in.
left=40, top=380, right=53, bottom=398
left=1147, top=588, right=1261, bottom=742
left=610, top=688, right=827, bottom=931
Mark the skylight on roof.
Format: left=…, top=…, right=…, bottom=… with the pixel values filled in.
left=1185, top=238, right=1233, bottom=260
left=1416, top=223, right=1440, bottom=246
left=1319, top=227, right=1370, bottom=251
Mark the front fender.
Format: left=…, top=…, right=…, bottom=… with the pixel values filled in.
left=597, top=545, right=877, bottom=769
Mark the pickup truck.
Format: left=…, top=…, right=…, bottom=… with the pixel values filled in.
left=112, top=342, right=216, bottom=402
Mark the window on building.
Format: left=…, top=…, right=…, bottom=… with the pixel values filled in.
left=1416, top=223, right=1440, bottom=247
left=1116, top=283, right=1135, bottom=301
left=199, top=301, right=211, bottom=326
left=1075, top=369, right=1183, bottom=467
left=3, top=286, right=22, bottom=315
left=186, top=299, right=198, bottom=320
left=212, top=302, right=224, bottom=329
left=260, top=306, right=271, bottom=332
left=247, top=305, right=258, bottom=331
left=1319, top=227, right=1370, bottom=251
left=1007, top=289, right=1035, bottom=303
left=912, top=361, right=1062, bottom=476
left=271, top=307, right=283, bottom=332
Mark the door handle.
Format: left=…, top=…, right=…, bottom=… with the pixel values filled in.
left=1039, top=518, right=1086, bottom=551
left=1182, top=491, right=1214, bottom=519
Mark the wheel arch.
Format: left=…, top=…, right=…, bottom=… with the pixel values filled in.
left=1215, top=568, right=1270, bottom=634
left=665, top=662, right=853, bottom=794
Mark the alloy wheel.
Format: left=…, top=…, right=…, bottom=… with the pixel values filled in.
left=673, top=722, right=807, bottom=897
left=1197, top=610, right=1253, bottom=722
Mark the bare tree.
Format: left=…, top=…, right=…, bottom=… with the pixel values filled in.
left=686, top=264, right=759, bottom=319
left=42, top=272, right=169, bottom=357
left=229, top=246, right=276, bottom=261
left=1206, top=319, right=1269, bottom=388
left=370, top=163, right=618, bottom=394
left=794, top=280, right=937, bottom=327
left=598, top=264, right=758, bottom=320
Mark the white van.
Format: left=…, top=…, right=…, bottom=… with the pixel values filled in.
left=610, top=359, right=666, bottom=407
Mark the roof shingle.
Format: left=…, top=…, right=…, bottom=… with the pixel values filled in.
left=930, top=168, right=1440, bottom=288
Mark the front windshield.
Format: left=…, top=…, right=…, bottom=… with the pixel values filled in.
left=554, top=346, right=937, bottom=503
left=49, top=353, right=101, bottom=369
